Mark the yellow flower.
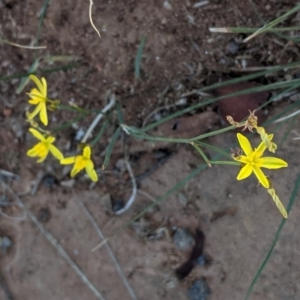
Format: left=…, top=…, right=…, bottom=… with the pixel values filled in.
left=27, top=75, right=49, bottom=126
left=27, top=128, right=64, bottom=163
left=60, top=146, right=98, bottom=182
left=233, top=133, right=287, bottom=188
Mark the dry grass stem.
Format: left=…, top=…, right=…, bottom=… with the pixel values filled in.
left=89, top=0, right=101, bottom=37
left=74, top=192, right=138, bottom=300
left=0, top=38, right=46, bottom=49
left=273, top=109, right=300, bottom=123
left=2, top=182, right=106, bottom=300
left=81, top=96, right=116, bottom=143
left=114, top=160, right=137, bottom=215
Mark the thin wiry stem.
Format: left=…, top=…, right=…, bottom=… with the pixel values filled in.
left=1, top=182, right=106, bottom=300
left=114, top=160, right=137, bottom=215
left=74, top=192, right=138, bottom=300
left=273, top=109, right=300, bottom=123
left=81, top=96, right=116, bottom=143
left=89, top=0, right=101, bottom=37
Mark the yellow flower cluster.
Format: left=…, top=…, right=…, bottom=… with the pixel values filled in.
left=26, top=75, right=98, bottom=182
left=228, top=111, right=288, bottom=218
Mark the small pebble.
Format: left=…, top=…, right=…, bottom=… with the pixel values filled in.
left=226, top=39, right=239, bottom=55
left=112, top=199, right=125, bottom=212
left=173, top=228, right=195, bottom=250
left=37, top=208, right=52, bottom=223
left=197, top=255, right=206, bottom=266
left=188, top=279, right=210, bottom=300
left=163, top=1, right=172, bottom=11
left=42, top=174, right=58, bottom=187
left=0, top=236, right=12, bottom=254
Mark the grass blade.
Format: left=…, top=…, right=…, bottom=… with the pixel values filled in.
left=16, top=59, right=40, bottom=94
left=0, top=63, right=82, bottom=81
left=102, top=127, right=121, bottom=170
left=142, top=76, right=300, bottom=133
left=134, top=36, right=146, bottom=80
left=35, top=0, right=50, bottom=46
left=91, top=118, right=109, bottom=146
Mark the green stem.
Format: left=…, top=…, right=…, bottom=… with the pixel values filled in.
left=210, top=161, right=240, bottom=166
left=125, top=124, right=236, bottom=144
left=52, top=113, right=87, bottom=133
left=189, top=125, right=235, bottom=141
left=196, top=141, right=233, bottom=159
left=191, top=143, right=212, bottom=167
left=90, top=119, right=109, bottom=146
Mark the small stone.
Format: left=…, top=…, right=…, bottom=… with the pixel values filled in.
left=173, top=228, right=194, bottom=250
left=226, top=39, right=239, bottom=55
left=197, top=255, right=206, bottom=266
left=188, top=279, right=210, bottom=300
left=163, top=1, right=172, bottom=11
left=60, top=179, right=75, bottom=188
left=42, top=174, right=58, bottom=187
left=0, top=236, right=12, bottom=253
left=178, top=193, right=188, bottom=206
left=37, top=208, right=52, bottom=223
left=112, top=199, right=125, bottom=212
left=101, top=193, right=112, bottom=210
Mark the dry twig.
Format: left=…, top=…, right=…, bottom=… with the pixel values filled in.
left=1, top=181, right=106, bottom=300
left=74, top=192, right=138, bottom=300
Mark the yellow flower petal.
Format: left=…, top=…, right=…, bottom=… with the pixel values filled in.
left=29, top=128, right=46, bottom=141
left=37, top=153, right=48, bottom=163
left=237, top=156, right=249, bottom=164
left=237, top=133, right=253, bottom=156
left=27, top=147, right=39, bottom=157
left=40, top=103, right=48, bottom=126
left=61, top=157, right=76, bottom=164
left=87, top=168, right=98, bottom=182
left=28, top=98, right=41, bottom=105
left=257, top=157, right=288, bottom=169
left=71, top=165, right=81, bottom=177
left=237, top=164, right=253, bottom=180
left=29, top=75, right=44, bottom=93
left=83, top=146, right=91, bottom=159
left=48, top=144, right=64, bottom=161
left=46, top=136, right=55, bottom=144
left=85, top=160, right=94, bottom=171
left=253, top=166, right=269, bottom=188
left=41, top=77, right=47, bottom=96
left=27, top=102, right=42, bottom=120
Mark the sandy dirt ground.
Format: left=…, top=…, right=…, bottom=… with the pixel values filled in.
left=0, top=1, right=300, bottom=300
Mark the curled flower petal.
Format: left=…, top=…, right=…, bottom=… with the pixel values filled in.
left=267, top=188, right=288, bottom=218
left=27, top=102, right=43, bottom=120
left=237, top=164, right=253, bottom=180
left=29, top=75, right=44, bottom=94
left=237, top=133, right=253, bottom=156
